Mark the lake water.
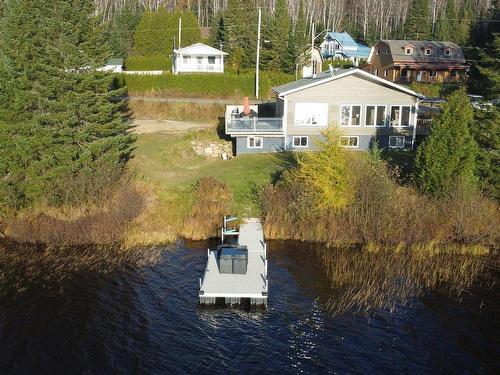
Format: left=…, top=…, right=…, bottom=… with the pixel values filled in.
left=0, top=240, right=498, bottom=374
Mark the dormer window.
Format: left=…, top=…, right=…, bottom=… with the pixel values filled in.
left=376, top=49, right=380, bottom=55
left=444, top=48, right=453, bottom=56
left=385, top=48, right=390, bottom=54
left=425, top=47, right=433, bottom=56
left=405, top=48, right=412, bottom=55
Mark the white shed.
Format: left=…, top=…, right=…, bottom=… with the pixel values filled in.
left=172, top=43, right=228, bottom=74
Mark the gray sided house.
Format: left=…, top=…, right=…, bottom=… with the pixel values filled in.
left=225, top=68, right=426, bottom=154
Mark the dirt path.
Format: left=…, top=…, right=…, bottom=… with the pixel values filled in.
left=130, top=119, right=215, bottom=134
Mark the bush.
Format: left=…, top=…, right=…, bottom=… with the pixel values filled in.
left=125, top=54, right=172, bottom=71
left=121, top=70, right=294, bottom=99
left=181, top=177, right=232, bottom=240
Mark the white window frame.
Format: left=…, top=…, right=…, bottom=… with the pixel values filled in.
left=183, top=55, right=191, bottom=64
left=405, top=48, right=412, bottom=55
left=390, top=105, right=412, bottom=127
left=196, top=55, right=203, bottom=64
left=389, top=136, right=405, bottom=149
left=429, top=70, right=438, bottom=78
left=425, top=48, right=432, bottom=56
left=444, top=48, right=452, bottom=56
left=340, top=104, right=362, bottom=127
left=208, top=56, right=216, bottom=64
left=294, top=103, right=328, bottom=127
left=374, top=69, right=378, bottom=76
left=292, top=136, right=309, bottom=148
left=376, top=49, right=380, bottom=55
left=383, top=69, right=388, bottom=77
left=340, top=136, right=359, bottom=148
left=365, top=105, right=387, bottom=127
left=247, top=136, right=263, bottom=149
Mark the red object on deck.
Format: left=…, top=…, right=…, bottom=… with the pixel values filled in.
left=243, top=96, right=250, bottom=115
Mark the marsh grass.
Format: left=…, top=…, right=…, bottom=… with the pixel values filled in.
left=180, top=177, right=233, bottom=240
left=321, top=246, right=496, bottom=316
left=3, top=180, right=148, bottom=246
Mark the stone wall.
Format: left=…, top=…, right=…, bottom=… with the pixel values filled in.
left=191, top=140, right=233, bottom=158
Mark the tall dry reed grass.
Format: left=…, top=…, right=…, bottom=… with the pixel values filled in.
left=180, top=177, right=233, bottom=240
left=320, top=246, right=496, bottom=316
left=129, top=100, right=225, bottom=123
left=3, top=180, right=147, bottom=246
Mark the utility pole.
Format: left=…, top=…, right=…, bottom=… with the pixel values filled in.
left=178, top=17, right=182, bottom=49
left=255, top=7, right=262, bottom=99
left=311, top=22, right=316, bottom=77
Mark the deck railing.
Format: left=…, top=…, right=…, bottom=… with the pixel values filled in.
left=226, top=117, right=283, bottom=133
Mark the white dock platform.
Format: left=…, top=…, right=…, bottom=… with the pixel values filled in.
left=199, top=218, right=268, bottom=307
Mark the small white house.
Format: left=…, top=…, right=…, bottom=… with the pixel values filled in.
left=172, top=43, right=227, bottom=74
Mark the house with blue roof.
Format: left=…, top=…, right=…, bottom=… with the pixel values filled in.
left=320, top=32, right=370, bottom=66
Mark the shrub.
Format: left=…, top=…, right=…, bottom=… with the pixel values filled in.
left=181, top=177, right=233, bottom=240
left=125, top=54, right=172, bottom=71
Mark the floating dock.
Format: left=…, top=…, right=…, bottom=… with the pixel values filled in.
left=199, top=218, right=268, bottom=307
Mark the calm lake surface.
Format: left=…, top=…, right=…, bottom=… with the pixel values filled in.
left=0, top=240, right=498, bottom=375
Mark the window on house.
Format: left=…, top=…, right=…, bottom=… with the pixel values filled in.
left=340, top=105, right=361, bottom=126
left=374, top=69, right=378, bottom=76
left=405, top=48, right=412, bottom=55
left=293, top=136, right=308, bottom=148
left=376, top=49, right=380, bottom=55
left=389, top=136, right=405, bottom=148
left=390, top=105, right=412, bottom=127
left=425, top=48, right=432, bottom=55
left=295, top=103, right=328, bottom=127
left=365, top=105, right=387, bottom=126
left=444, top=48, right=452, bottom=56
left=340, top=136, right=359, bottom=148
left=451, top=69, right=459, bottom=78
left=385, top=48, right=390, bottom=54
left=430, top=70, right=438, bottom=78
left=384, top=69, right=388, bottom=77
left=247, top=136, right=263, bottom=149
left=196, top=56, right=203, bottom=64
left=208, top=56, right=216, bottom=64
left=183, top=55, right=191, bottom=64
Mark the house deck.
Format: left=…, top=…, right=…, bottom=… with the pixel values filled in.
left=199, top=218, right=268, bottom=307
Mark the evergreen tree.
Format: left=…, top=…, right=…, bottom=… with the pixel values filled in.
left=436, top=0, right=455, bottom=41
left=133, top=9, right=200, bottom=55
left=471, top=107, right=500, bottom=200
left=261, top=0, right=291, bottom=71
left=105, top=6, right=142, bottom=58
left=224, top=0, right=257, bottom=68
left=404, top=0, right=431, bottom=39
left=0, top=0, right=134, bottom=209
left=416, top=88, right=478, bottom=196
left=283, top=0, right=309, bottom=74
left=208, top=11, right=226, bottom=50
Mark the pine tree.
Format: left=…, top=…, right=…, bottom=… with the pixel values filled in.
left=405, top=0, right=431, bottom=39
left=471, top=106, right=500, bottom=200
left=261, top=0, right=291, bottom=71
left=0, top=0, right=134, bottom=209
left=224, top=0, right=257, bottom=68
left=283, top=1, right=309, bottom=74
left=416, top=88, right=478, bottom=196
left=208, top=11, right=226, bottom=50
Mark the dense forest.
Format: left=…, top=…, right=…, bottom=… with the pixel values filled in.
left=95, top=0, right=494, bottom=42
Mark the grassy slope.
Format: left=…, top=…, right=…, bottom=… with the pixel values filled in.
left=130, top=129, right=288, bottom=217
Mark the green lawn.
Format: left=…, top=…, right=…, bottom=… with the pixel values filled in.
left=130, top=129, right=290, bottom=216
